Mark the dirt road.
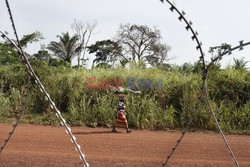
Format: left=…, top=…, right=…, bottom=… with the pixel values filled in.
left=0, top=123, right=249, bottom=167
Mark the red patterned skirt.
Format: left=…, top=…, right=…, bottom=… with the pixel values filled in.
left=115, top=112, right=128, bottom=128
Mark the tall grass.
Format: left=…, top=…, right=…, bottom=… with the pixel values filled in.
left=0, top=59, right=249, bottom=134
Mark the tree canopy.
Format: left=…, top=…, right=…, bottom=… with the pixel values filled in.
left=115, top=24, right=171, bottom=66
left=87, top=39, right=121, bottom=67
left=47, top=32, right=82, bottom=64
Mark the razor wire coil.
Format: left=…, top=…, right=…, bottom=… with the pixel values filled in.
left=1, top=0, right=249, bottom=166
left=160, top=0, right=243, bottom=166
left=0, top=64, right=31, bottom=154
left=1, top=0, right=89, bottom=166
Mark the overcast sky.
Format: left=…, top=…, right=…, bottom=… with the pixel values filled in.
left=1, top=0, right=250, bottom=68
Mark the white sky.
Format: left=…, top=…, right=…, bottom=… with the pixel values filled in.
left=1, top=0, right=250, bottom=68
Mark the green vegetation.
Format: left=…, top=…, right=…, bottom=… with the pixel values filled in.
left=0, top=23, right=249, bottom=134
left=0, top=55, right=249, bottom=134
left=47, top=32, right=82, bottom=64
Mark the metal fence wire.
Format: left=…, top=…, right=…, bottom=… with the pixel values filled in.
left=1, top=0, right=249, bottom=166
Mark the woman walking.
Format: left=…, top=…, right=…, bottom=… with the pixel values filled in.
left=112, top=86, right=141, bottom=133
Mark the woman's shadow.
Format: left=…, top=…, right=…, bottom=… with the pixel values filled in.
left=73, top=130, right=122, bottom=135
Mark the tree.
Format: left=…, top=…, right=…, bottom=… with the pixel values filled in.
left=71, top=19, right=97, bottom=67
left=179, top=62, right=194, bottom=73
left=0, top=42, right=19, bottom=65
left=146, top=43, right=171, bottom=66
left=209, top=43, right=231, bottom=57
left=208, top=43, right=231, bottom=67
left=87, top=39, right=121, bottom=67
left=5, top=31, right=44, bottom=49
left=19, top=31, right=44, bottom=48
left=4, top=31, right=44, bottom=60
left=47, top=32, right=82, bottom=64
left=33, top=50, right=50, bottom=63
left=115, top=24, right=171, bottom=66
left=32, top=44, right=51, bottom=63
left=192, top=61, right=204, bottom=74
left=95, top=62, right=111, bottom=69
left=232, top=57, right=249, bottom=70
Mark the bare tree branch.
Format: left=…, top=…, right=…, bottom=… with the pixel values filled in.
left=71, top=19, right=97, bottom=67
left=115, top=23, right=171, bottom=66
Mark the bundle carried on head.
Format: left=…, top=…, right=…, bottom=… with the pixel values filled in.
left=113, top=86, right=141, bottom=95
left=113, top=86, right=128, bottom=95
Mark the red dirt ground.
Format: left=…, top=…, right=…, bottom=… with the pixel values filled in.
left=0, top=123, right=249, bottom=167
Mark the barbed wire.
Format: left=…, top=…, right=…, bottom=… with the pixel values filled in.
left=160, top=0, right=207, bottom=71
left=1, top=0, right=249, bottom=166
left=160, top=0, right=242, bottom=166
left=0, top=63, right=31, bottom=154
left=162, top=86, right=205, bottom=166
left=160, top=0, right=208, bottom=165
left=203, top=83, right=241, bottom=166
left=207, top=41, right=250, bottom=70
left=1, top=0, right=89, bottom=166
left=201, top=40, right=250, bottom=167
